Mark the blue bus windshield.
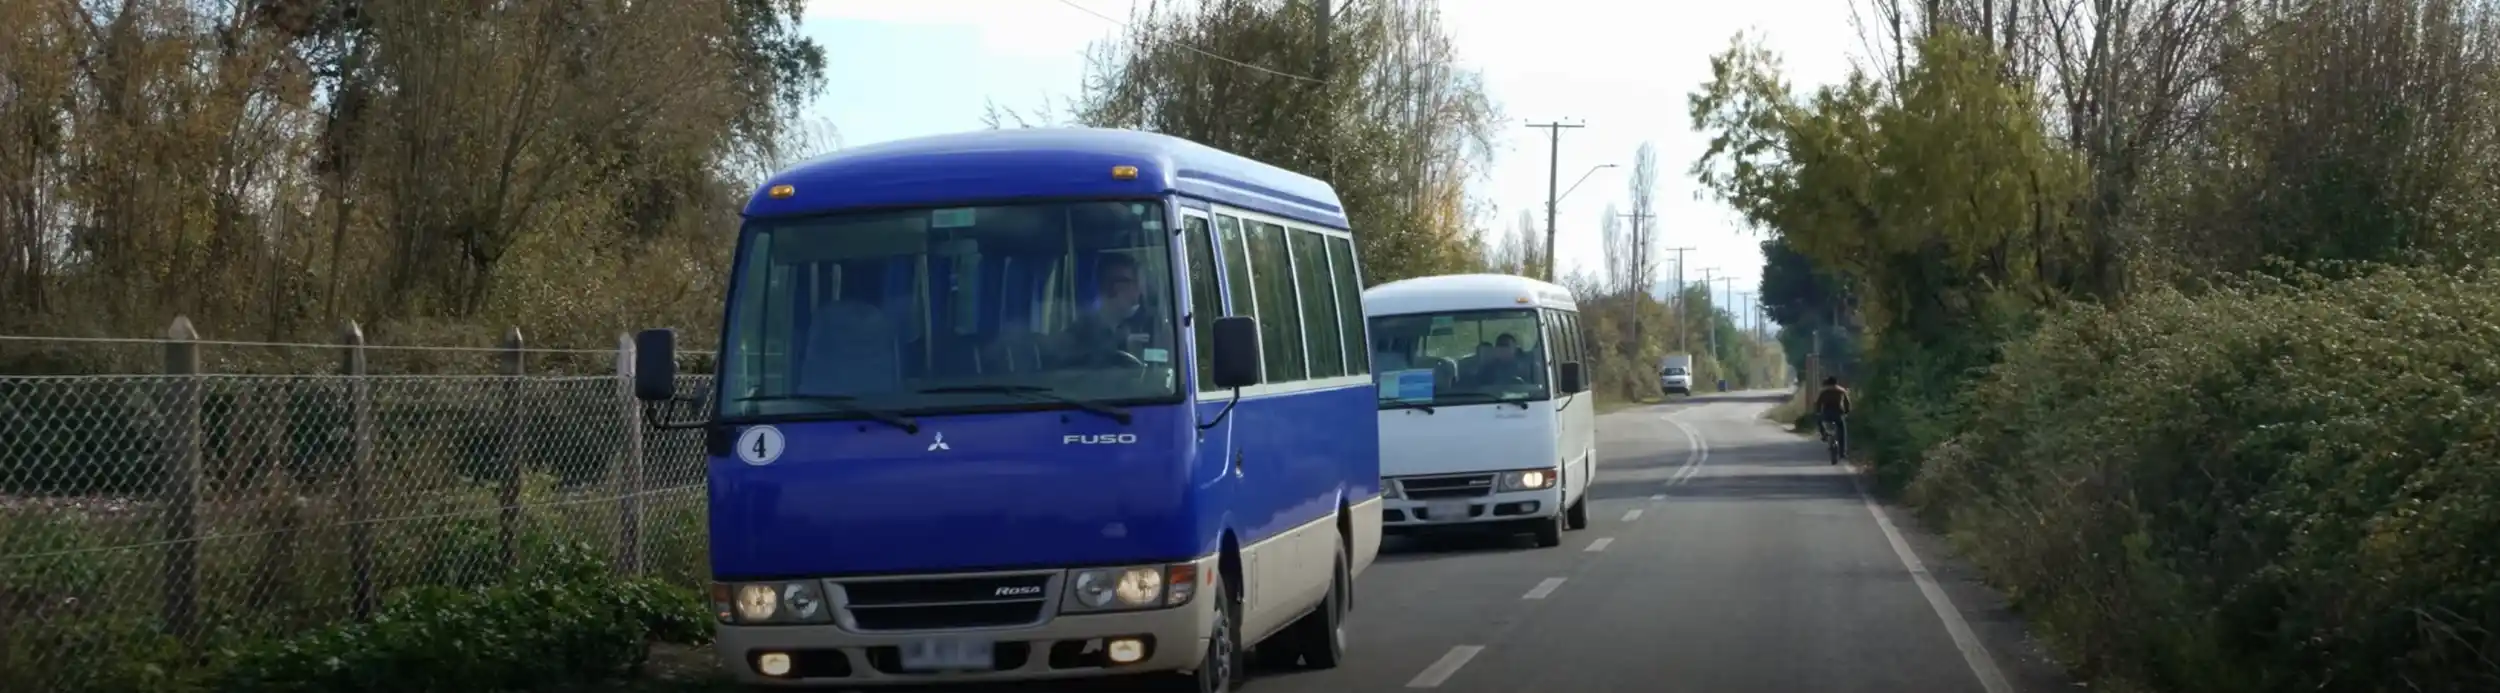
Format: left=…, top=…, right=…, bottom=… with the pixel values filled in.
left=717, top=199, right=1183, bottom=421
left=1369, top=308, right=1549, bottom=407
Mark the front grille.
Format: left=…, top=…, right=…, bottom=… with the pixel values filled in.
left=834, top=572, right=1056, bottom=632
left=1400, top=473, right=1495, bottom=499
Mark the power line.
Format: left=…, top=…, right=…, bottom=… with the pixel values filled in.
left=1053, top=0, right=1323, bottom=83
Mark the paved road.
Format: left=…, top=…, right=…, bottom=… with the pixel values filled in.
left=933, top=392, right=2079, bottom=693
left=1227, top=391, right=2079, bottom=693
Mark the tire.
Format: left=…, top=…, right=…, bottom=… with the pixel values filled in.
left=1563, top=494, right=1589, bottom=531
left=1532, top=514, right=1564, bottom=547
left=1265, top=541, right=1349, bottom=670
left=1164, top=575, right=1243, bottom=692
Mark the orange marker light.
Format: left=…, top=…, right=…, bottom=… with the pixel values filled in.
left=768, top=184, right=795, bottom=199
left=1111, top=165, right=1139, bottom=180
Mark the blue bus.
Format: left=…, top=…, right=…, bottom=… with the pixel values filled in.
left=630, top=128, right=1384, bottom=689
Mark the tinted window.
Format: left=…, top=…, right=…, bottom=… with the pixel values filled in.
left=1183, top=215, right=1223, bottom=392
left=1369, top=309, right=1549, bottom=408
left=1294, top=228, right=1345, bottom=379
left=1216, top=215, right=1256, bottom=325
left=718, top=201, right=1181, bottom=420
left=1245, top=220, right=1308, bottom=382
left=1326, top=235, right=1368, bottom=375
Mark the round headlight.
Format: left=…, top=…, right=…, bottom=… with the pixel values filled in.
left=1519, top=470, right=1547, bottom=488
left=1114, top=568, right=1163, bottom=606
left=735, top=584, right=778, bottom=621
left=1072, top=570, right=1117, bottom=607
left=782, top=583, right=821, bottom=619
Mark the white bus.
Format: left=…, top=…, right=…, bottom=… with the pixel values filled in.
left=1362, top=274, right=1596, bottom=548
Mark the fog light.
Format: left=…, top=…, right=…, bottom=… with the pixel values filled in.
left=1107, top=638, right=1146, bottom=664
left=757, top=652, right=792, bottom=677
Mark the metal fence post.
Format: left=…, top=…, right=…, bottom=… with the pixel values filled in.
left=496, top=327, right=526, bottom=570
left=159, top=316, right=203, bottom=641
left=340, top=321, right=378, bottom=620
left=614, top=333, right=646, bottom=576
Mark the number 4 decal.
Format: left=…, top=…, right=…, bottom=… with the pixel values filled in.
left=735, top=426, right=785, bottom=466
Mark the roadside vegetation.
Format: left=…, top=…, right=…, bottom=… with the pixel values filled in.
left=1694, top=1, right=2500, bottom=690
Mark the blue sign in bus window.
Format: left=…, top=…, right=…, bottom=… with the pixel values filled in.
left=1380, top=368, right=1436, bottom=402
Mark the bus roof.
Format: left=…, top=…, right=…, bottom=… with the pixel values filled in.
left=743, top=128, right=1350, bottom=230
left=1363, top=273, right=1579, bottom=316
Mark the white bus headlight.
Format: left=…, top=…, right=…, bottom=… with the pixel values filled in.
left=1500, top=468, right=1558, bottom=491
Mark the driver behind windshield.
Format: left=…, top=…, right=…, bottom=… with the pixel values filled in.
left=1051, top=252, right=1162, bottom=367
left=1468, top=332, right=1532, bottom=388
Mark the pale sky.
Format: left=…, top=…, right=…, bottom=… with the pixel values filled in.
left=798, top=0, right=1866, bottom=319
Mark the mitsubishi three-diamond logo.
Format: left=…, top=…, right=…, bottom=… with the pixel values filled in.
left=926, top=432, right=950, bottom=452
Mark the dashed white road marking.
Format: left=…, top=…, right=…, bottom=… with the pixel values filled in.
left=1621, top=508, right=1643, bottom=522
left=1406, top=645, right=1486, bottom=688
left=1649, top=494, right=1664, bottom=501
left=1584, top=537, right=1615, bottom=552
left=1852, top=474, right=2015, bottom=693
left=1521, top=577, right=1567, bottom=600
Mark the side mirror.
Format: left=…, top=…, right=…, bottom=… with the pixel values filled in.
left=633, top=328, right=679, bottom=402
left=1208, top=316, right=1264, bottom=389
left=1556, top=361, right=1585, bottom=394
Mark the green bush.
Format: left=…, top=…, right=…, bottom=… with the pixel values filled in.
left=210, top=540, right=712, bottom=693
left=1911, top=264, right=2500, bottom=692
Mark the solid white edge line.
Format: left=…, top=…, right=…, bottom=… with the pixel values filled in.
left=1584, top=537, right=1615, bottom=552
left=1853, top=474, right=2016, bottom=693
left=1621, top=508, right=1643, bottom=522
left=1405, top=645, right=1486, bottom=688
left=1521, top=577, right=1566, bottom=599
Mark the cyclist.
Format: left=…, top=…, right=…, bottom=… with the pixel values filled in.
left=1814, top=376, right=1852, bottom=462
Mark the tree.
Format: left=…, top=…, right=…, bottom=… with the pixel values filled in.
left=1070, top=0, right=1500, bottom=286
left=0, top=1, right=824, bottom=369
left=1623, top=142, right=1661, bottom=350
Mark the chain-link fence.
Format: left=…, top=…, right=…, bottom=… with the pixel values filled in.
left=0, top=321, right=718, bottom=692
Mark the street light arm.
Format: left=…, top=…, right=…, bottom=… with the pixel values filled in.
left=1555, top=164, right=1617, bottom=206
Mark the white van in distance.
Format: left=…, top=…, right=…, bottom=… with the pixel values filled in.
left=1363, top=274, right=1596, bottom=547
left=1660, top=353, right=1693, bottom=396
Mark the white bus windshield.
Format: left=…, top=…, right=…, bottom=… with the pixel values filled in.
left=716, top=200, right=1182, bottom=421
left=1368, top=308, right=1549, bottom=408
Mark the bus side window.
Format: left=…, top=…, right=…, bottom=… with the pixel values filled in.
left=1292, top=226, right=1345, bottom=379
left=1325, top=235, right=1367, bottom=375
left=1183, top=215, right=1223, bottom=392
left=1244, top=219, right=1307, bottom=382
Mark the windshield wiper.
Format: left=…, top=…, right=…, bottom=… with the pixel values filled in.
left=1440, top=391, right=1534, bottom=410
left=733, top=394, right=920, bottom=433
left=1379, top=401, right=1437, bottom=414
left=917, top=385, right=1133, bottom=425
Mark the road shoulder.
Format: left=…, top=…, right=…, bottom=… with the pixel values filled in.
left=1756, top=414, right=2082, bottom=693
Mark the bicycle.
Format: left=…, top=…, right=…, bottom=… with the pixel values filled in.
left=1816, top=419, right=1844, bottom=465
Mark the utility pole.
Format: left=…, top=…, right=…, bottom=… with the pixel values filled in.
left=1695, top=267, right=1722, bottom=364
left=1712, top=277, right=1738, bottom=324
left=1664, top=246, right=1693, bottom=352
left=1312, top=0, right=1334, bottom=180
left=1529, top=120, right=1584, bottom=282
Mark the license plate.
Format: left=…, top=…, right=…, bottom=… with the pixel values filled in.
left=1427, top=500, right=1470, bottom=522
left=899, top=637, right=995, bottom=672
